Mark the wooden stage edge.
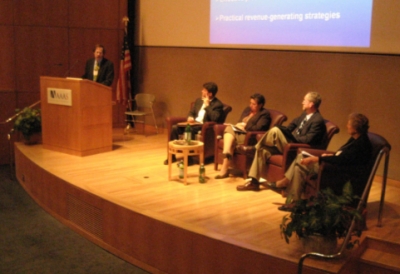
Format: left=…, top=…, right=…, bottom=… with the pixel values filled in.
left=14, top=129, right=400, bottom=274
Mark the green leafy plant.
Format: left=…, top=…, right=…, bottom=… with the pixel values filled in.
left=13, top=107, right=42, bottom=140
left=280, top=181, right=363, bottom=249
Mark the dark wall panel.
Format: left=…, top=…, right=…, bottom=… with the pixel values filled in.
left=0, top=92, right=16, bottom=165
left=69, top=0, right=120, bottom=29
left=0, top=0, right=13, bottom=25
left=15, top=26, right=69, bottom=92
left=0, top=26, right=16, bottom=90
left=14, top=0, right=69, bottom=27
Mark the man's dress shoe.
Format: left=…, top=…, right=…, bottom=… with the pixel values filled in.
left=215, top=173, right=229, bottom=179
left=236, top=179, right=260, bottom=191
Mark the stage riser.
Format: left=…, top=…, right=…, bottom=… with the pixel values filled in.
left=15, top=146, right=309, bottom=274
left=15, top=137, right=400, bottom=274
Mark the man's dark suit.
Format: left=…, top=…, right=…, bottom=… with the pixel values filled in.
left=82, top=58, right=114, bottom=86
left=188, top=97, right=224, bottom=123
left=169, top=97, right=224, bottom=141
left=247, top=110, right=326, bottom=181
left=284, top=110, right=326, bottom=148
left=239, top=107, right=271, bottom=132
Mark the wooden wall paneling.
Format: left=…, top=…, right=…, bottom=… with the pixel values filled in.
left=0, top=92, right=16, bottom=165
left=15, top=26, right=69, bottom=92
left=0, top=0, right=14, bottom=25
left=13, top=0, right=69, bottom=27
left=68, top=0, right=120, bottom=29
left=0, top=92, right=17, bottom=121
left=0, top=26, right=16, bottom=91
left=16, top=91, right=41, bottom=110
left=119, top=0, right=129, bottom=24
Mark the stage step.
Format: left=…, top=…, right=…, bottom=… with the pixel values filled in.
left=358, top=237, right=400, bottom=274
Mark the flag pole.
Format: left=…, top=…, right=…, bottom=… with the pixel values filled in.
left=122, top=16, right=133, bottom=112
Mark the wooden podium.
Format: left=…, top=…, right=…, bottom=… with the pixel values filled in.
left=40, top=76, right=112, bottom=156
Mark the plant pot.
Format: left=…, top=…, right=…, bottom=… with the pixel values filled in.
left=301, top=234, right=337, bottom=254
left=23, top=132, right=42, bottom=145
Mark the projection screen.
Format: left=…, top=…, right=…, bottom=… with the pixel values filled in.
left=135, top=0, right=400, bottom=55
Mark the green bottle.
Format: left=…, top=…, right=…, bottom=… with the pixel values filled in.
left=179, top=160, right=184, bottom=179
left=199, top=164, right=205, bottom=183
left=184, top=123, right=191, bottom=144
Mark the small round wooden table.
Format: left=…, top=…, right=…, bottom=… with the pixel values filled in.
left=168, top=140, right=204, bottom=185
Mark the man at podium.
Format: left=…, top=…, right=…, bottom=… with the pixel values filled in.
left=82, top=44, right=114, bottom=86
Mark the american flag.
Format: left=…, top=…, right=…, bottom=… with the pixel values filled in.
left=116, top=29, right=132, bottom=105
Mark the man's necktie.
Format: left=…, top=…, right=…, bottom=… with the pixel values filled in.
left=296, top=117, right=307, bottom=135
left=93, top=62, right=100, bottom=81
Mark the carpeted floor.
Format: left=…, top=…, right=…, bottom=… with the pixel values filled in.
left=0, top=165, right=149, bottom=274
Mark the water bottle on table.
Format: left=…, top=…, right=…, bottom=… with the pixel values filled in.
left=184, top=123, right=191, bottom=144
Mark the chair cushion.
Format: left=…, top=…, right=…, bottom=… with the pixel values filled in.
left=267, top=155, right=283, bottom=166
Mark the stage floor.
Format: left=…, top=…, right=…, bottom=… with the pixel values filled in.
left=14, top=129, right=400, bottom=274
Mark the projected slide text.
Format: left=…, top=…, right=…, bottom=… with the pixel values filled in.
left=210, top=0, right=373, bottom=47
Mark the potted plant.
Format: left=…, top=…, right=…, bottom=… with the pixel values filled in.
left=280, top=181, right=363, bottom=253
left=13, top=107, right=42, bottom=144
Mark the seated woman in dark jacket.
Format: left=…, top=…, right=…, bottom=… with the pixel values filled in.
left=272, top=113, right=372, bottom=206
left=215, top=93, right=271, bottom=179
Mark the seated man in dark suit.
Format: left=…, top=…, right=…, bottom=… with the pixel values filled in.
left=82, top=44, right=114, bottom=87
left=237, top=91, right=326, bottom=191
left=164, top=82, right=224, bottom=165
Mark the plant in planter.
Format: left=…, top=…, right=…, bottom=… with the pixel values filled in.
left=280, top=181, right=363, bottom=252
left=13, top=107, right=42, bottom=142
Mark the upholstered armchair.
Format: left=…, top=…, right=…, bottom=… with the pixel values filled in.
left=262, top=120, right=340, bottom=182
left=302, top=132, right=391, bottom=227
left=297, top=132, right=390, bottom=271
left=213, top=109, right=288, bottom=177
left=165, top=103, right=232, bottom=161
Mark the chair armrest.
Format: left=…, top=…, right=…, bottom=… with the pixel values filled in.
left=244, top=131, right=267, bottom=146
left=282, top=143, right=311, bottom=155
left=213, top=124, right=227, bottom=139
left=201, top=121, right=217, bottom=140
left=279, top=143, right=311, bottom=171
left=201, top=121, right=217, bottom=131
left=297, top=148, right=335, bottom=157
left=256, top=133, right=265, bottom=141
left=166, top=116, right=187, bottom=126
left=165, top=116, right=187, bottom=142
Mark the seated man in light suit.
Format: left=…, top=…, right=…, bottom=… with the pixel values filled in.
left=82, top=44, right=114, bottom=87
left=164, top=82, right=224, bottom=165
left=236, top=91, right=327, bottom=191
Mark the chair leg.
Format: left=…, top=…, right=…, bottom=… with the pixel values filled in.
left=151, top=112, right=158, bottom=134
left=124, top=123, right=131, bottom=135
left=124, top=115, right=133, bottom=135
left=142, top=117, right=146, bottom=136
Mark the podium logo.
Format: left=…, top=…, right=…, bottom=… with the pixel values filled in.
left=50, top=89, right=69, bottom=100
left=47, top=88, right=72, bottom=106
